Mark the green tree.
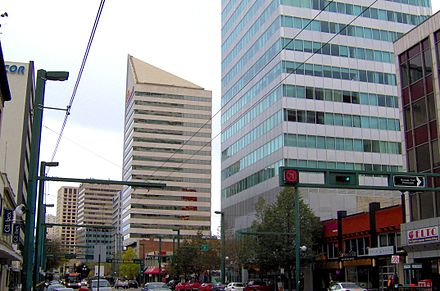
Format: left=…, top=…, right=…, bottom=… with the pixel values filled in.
left=120, top=247, right=140, bottom=279
left=45, top=238, right=68, bottom=271
left=240, top=188, right=321, bottom=289
left=168, top=232, right=220, bottom=280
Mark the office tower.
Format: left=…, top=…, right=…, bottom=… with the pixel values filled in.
left=46, top=214, right=57, bottom=240
left=76, top=183, right=121, bottom=260
left=122, top=55, right=212, bottom=248
left=55, top=186, right=78, bottom=254
left=221, top=0, right=431, bottom=232
left=112, top=190, right=123, bottom=256
left=0, top=61, right=34, bottom=207
left=394, top=10, right=440, bottom=286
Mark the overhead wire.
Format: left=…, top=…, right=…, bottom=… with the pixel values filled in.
left=156, top=0, right=381, bottom=181
left=49, top=0, right=106, bottom=163
left=148, top=0, right=336, bottom=178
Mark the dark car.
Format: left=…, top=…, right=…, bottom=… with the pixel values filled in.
left=128, top=280, right=139, bottom=288
left=244, top=281, right=272, bottom=291
left=211, top=283, right=226, bottom=291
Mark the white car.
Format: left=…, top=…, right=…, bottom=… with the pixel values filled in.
left=225, top=282, right=245, bottom=291
left=89, top=279, right=112, bottom=291
left=329, top=282, right=366, bottom=291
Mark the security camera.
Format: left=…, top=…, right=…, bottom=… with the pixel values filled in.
left=14, top=204, right=26, bottom=218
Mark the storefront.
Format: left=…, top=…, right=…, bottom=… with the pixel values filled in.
left=401, top=218, right=440, bottom=287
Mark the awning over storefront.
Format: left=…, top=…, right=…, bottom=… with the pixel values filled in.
left=0, top=241, right=22, bottom=263
left=144, top=266, right=164, bottom=274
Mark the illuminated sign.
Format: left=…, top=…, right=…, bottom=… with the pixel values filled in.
left=5, top=64, right=25, bottom=75
left=407, top=226, right=439, bottom=244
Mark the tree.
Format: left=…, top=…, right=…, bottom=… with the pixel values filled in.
left=120, top=247, right=140, bottom=279
left=45, top=238, right=68, bottom=271
left=168, top=232, right=220, bottom=280
left=239, top=188, right=322, bottom=289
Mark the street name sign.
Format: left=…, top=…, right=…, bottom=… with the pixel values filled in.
left=393, top=175, right=425, bottom=188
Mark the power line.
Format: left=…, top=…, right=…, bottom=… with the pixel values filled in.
left=148, top=0, right=336, bottom=177
left=50, top=0, right=106, bottom=163
left=158, top=0, right=380, bottom=181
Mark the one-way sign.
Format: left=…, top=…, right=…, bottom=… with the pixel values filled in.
left=393, top=175, right=425, bottom=188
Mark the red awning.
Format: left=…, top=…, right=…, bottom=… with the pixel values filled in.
left=144, top=266, right=162, bottom=275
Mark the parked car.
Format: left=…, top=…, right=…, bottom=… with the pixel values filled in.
left=328, top=282, right=366, bottom=291
left=88, top=279, right=112, bottom=291
left=244, top=281, right=272, bottom=291
left=115, top=279, right=129, bottom=289
left=143, top=282, right=171, bottom=291
left=211, top=283, right=226, bottom=291
left=225, top=282, right=244, bottom=291
left=128, top=280, right=139, bottom=288
left=199, top=283, right=214, bottom=291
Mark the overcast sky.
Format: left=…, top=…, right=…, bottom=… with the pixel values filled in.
left=1, top=1, right=439, bottom=234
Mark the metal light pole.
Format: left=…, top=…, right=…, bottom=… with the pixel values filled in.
left=215, top=211, right=225, bottom=284
left=34, top=161, right=58, bottom=286
left=294, top=187, right=300, bottom=291
left=23, top=70, right=69, bottom=291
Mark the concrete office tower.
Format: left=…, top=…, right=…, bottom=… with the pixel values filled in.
left=0, top=61, right=34, bottom=207
left=46, top=214, right=57, bottom=240
left=394, top=11, right=440, bottom=285
left=55, top=186, right=78, bottom=254
left=122, top=55, right=212, bottom=248
left=221, top=0, right=431, bottom=232
left=76, top=183, right=121, bottom=260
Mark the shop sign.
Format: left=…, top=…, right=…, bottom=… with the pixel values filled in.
left=391, top=255, right=400, bottom=264
left=404, top=264, right=423, bottom=269
left=12, top=224, right=20, bottom=243
left=3, top=209, right=13, bottom=234
left=407, top=226, right=439, bottom=244
left=368, top=246, right=394, bottom=256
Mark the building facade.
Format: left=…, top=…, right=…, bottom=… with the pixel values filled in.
left=55, top=186, right=79, bottom=254
left=122, top=55, right=212, bottom=248
left=76, top=183, right=121, bottom=260
left=394, top=10, right=440, bottom=287
left=220, top=0, right=431, bottom=232
left=0, top=60, right=34, bottom=211
left=317, top=203, right=403, bottom=290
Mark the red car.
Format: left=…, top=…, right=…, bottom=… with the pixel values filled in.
left=175, top=281, right=201, bottom=291
left=199, top=283, right=213, bottom=291
left=244, top=281, right=272, bottom=291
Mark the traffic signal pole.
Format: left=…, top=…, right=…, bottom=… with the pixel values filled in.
left=294, top=186, right=300, bottom=291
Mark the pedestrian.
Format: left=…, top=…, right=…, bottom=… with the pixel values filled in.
left=387, top=275, right=393, bottom=290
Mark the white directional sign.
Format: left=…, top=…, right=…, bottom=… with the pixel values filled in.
left=393, top=175, right=425, bottom=188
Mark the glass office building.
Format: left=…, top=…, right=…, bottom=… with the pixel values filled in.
left=221, top=0, right=432, bottom=233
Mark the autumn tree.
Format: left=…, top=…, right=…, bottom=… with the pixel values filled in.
left=239, top=188, right=321, bottom=289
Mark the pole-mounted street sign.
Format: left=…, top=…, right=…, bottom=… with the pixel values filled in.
left=279, top=167, right=299, bottom=186
left=393, top=175, right=425, bottom=188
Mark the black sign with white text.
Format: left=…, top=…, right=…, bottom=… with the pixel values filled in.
left=3, top=209, right=13, bottom=234
left=393, top=175, right=425, bottom=188
left=12, top=223, right=20, bottom=243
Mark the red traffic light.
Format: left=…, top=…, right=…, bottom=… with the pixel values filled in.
left=283, top=168, right=299, bottom=185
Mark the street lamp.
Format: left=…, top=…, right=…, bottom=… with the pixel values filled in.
left=23, top=69, right=69, bottom=291
left=215, top=211, right=225, bottom=284
left=34, top=161, right=58, bottom=285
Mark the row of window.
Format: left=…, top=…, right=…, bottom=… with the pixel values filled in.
left=284, top=85, right=398, bottom=108
left=384, top=0, right=430, bottom=7
left=131, top=135, right=209, bottom=147
left=135, top=109, right=211, bottom=120
left=135, top=91, right=211, bottom=103
left=132, top=144, right=211, bottom=156
left=283, top=61, right=397, bottom=86
left=132, top=165, right=210, bottom=174
left=222, top=1, right=276, bottom=67
left=282, top=15, right=403, bottom=43
left=282, top=38, right=395, bottom=64
left=285, top=109, right=401, bottom=131
left=132, top=174, right=210, bottom=184
left=281, top=0, right=429, bottom=25
left=222, top=111, right=283, bottom=161
left=222, top=132, right=402, bottom=180
left=285, top=133, right=402, bottom=154
left=132, top=154, right=211, bottom=165
left=223, top=21, right=279, bottom=95
left=134, top=126, right=211, bottom=138
left=401, top=45, right=432, bottom=88
left=135, top=100, right=211, bottom=111
left=285, top=159, right=402, bottom=172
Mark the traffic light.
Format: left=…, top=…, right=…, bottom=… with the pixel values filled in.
left=335, top=175, right=351, bottom=183
left=279, top=167, right=299, bottom=186
left=328, top=172, right=357, bottom=186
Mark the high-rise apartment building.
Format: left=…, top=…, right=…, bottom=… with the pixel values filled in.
left=394, top=10, right=440, bottom=286
left=55, top=186, right=78, bottom=254
left=122, top=55, right=212, bottom=248
left=76, top=183, right=121, bottom=259
left=221, top=0, right=431, bottom=232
